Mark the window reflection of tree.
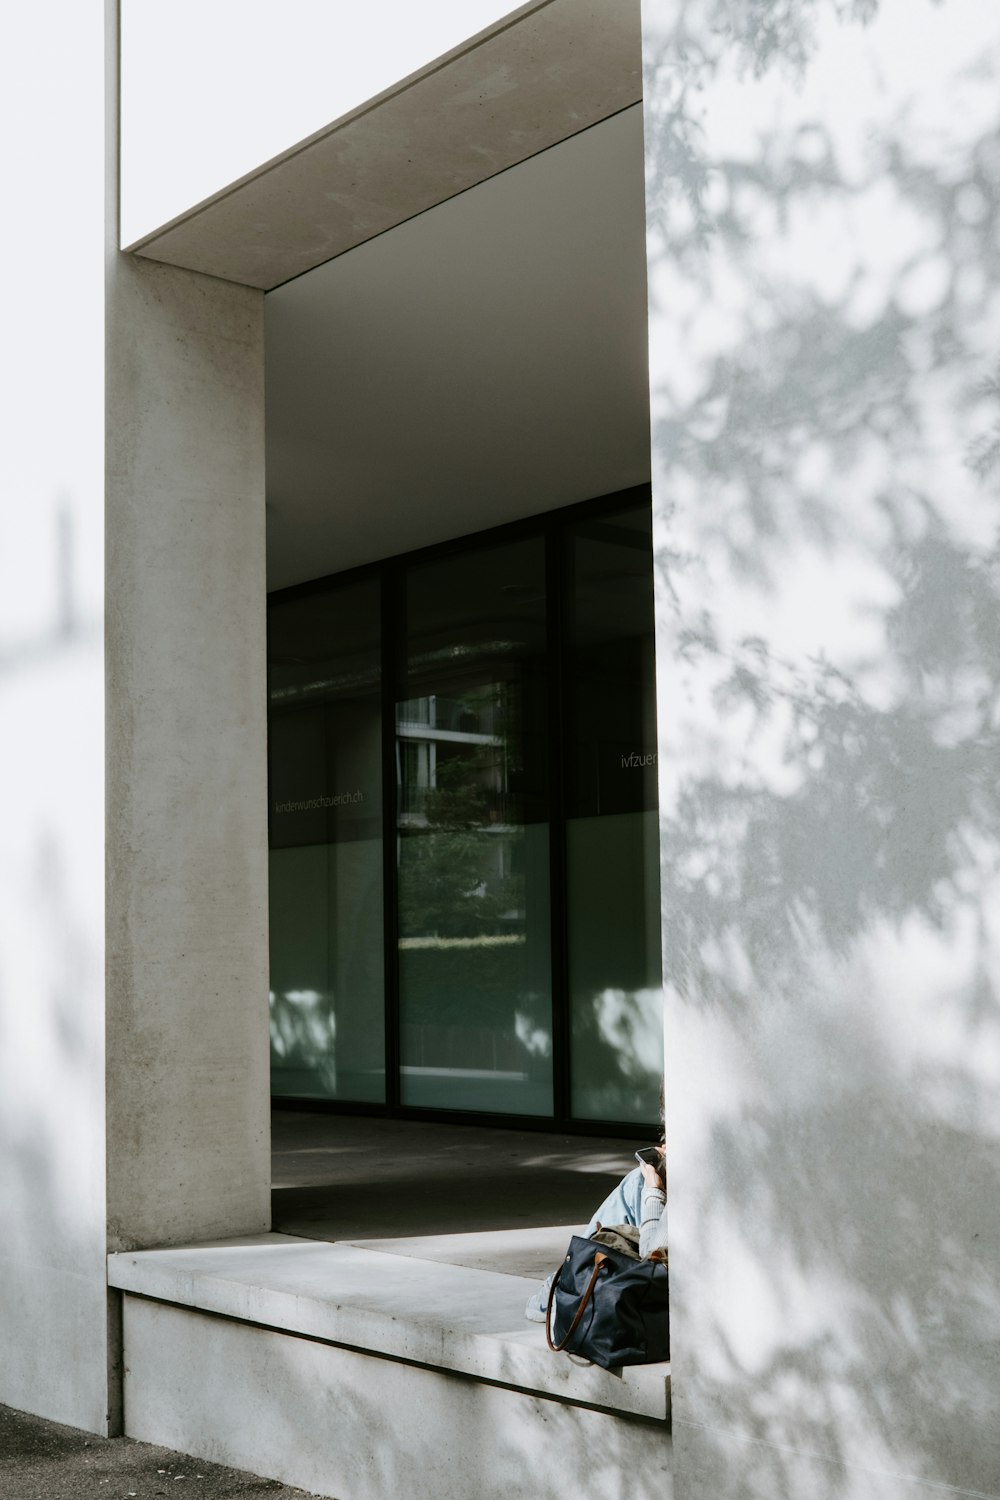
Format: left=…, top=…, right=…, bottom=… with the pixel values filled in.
left=399, top=681, right=524, bottom=943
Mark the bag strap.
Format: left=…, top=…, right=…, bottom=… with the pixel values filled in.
left=545, top=1251, right=607, bottom=1353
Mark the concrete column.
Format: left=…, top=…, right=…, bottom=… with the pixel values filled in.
left=105, top=251, right=270, bottom=1251
left=642, top=1, right=1000, bottom=1496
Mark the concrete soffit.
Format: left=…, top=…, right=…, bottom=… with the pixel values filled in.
left=124, top=0, right=642, bottom=291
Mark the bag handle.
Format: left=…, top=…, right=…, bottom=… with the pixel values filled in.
left=545, top=1251, right=607, bottom=1353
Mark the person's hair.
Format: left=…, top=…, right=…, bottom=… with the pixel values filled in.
left=659, top=1080, right=665, bottom=1145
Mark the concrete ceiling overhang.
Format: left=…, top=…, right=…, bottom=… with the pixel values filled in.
left=264, top=104, right=651, bottom=589
left=125, top=0, right=641, bottom=290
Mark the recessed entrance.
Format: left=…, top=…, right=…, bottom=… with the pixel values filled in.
left=264, top=104, right=658, bottom=1136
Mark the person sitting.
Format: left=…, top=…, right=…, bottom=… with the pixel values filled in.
left=525, top=1091, right=666, bottom=1321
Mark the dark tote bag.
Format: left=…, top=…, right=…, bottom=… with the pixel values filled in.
left=544, top=1233, right=669, bottom=1370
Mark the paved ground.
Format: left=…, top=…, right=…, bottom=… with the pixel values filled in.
left=0, top=1405, right=321, bottom=1500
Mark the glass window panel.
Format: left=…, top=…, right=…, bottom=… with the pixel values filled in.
left=267, top=578, right=384, bottom=1102
left=565, top=503, right=663, bottom=1124
left=397, top=538, right=553, bottom=1115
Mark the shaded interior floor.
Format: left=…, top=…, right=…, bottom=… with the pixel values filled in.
left=271, top=1109, right=648, bottom=1281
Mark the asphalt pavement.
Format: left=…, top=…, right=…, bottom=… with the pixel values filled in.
left=0, top=1406, right=321, bottom=1500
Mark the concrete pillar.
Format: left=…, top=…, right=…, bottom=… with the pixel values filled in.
left=105, top=252, right=270, bottom=1251
left=642, top=2, right=1000, bottom=1497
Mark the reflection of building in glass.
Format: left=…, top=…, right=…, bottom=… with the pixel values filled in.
left=398, top=693, right=511, bottom=825
left=398, top=689, right=522, bottom=922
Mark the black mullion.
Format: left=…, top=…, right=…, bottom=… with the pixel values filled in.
left=264, top=610, right=274, bottom=851
left=380, top=566, right=402, bottom=1113
left=545, top=526, right=570, bottom=1123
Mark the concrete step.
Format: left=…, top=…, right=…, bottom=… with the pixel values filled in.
left=109, top=1232, right=671, bottom=1500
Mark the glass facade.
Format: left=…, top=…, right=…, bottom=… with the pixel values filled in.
left=267, top=489, right=662, bottom=1128
left=564, top=504, right=662, bottom=1124
left=268, top=579, right=385, bottom=1101
left=397, top=539, right=553, bottom=1115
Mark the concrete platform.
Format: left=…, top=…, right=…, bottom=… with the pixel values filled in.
left=109, top=1234, right=670, bottom=1420
left=344, top=1222, right=576, bottom=1280
left=109, top=1233, right=671, bottom=1500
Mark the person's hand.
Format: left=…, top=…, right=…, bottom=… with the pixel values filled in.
left=640, top=1146, right=665, bottom=1191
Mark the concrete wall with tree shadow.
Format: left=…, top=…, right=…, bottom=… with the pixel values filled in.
left=641, top=1, right=1000, bottom=1494
left=0, top=2, right=109, bottom=1431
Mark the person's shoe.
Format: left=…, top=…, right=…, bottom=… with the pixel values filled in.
left=524, top=1273, right=553, bottom=1323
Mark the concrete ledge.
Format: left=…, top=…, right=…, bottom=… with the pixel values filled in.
left=121, top=1296, right=672, bottom=1500
left=108, top=1232, right=670, bottom=1422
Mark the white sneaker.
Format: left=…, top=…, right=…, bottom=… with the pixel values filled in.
left=524, top=1273, right=554, bottom=1323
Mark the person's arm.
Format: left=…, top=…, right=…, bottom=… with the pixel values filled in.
left=638, top=1153, right=667, bottom=1259
left=640, top=1195, right=668, bottom=1258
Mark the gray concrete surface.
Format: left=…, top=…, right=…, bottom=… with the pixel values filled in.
left=109, top=1235, right=667, bottom=1420
left=115, top=1300, right=670, bottom=1500
left=0, top=1404, right=318, bottom=1500
left=106, top=247, right=270, bottom=1259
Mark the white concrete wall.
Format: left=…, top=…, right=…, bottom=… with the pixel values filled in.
left=642, top=1, right=1000, bottom=1496
left=120, top=0, right=540, bottom=248
left=122, top=1297, right=672, bottom=1500
left=0, top=0, right=110, bottom=1433
left=105, top=253, right=271, bottom=1250
left=0, top=0, right=270, bottom=1432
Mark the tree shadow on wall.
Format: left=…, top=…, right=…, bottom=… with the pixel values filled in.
left=0, top=503, right=107, bottom=1427
left=645, top=2, right=1000, bottom=1494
